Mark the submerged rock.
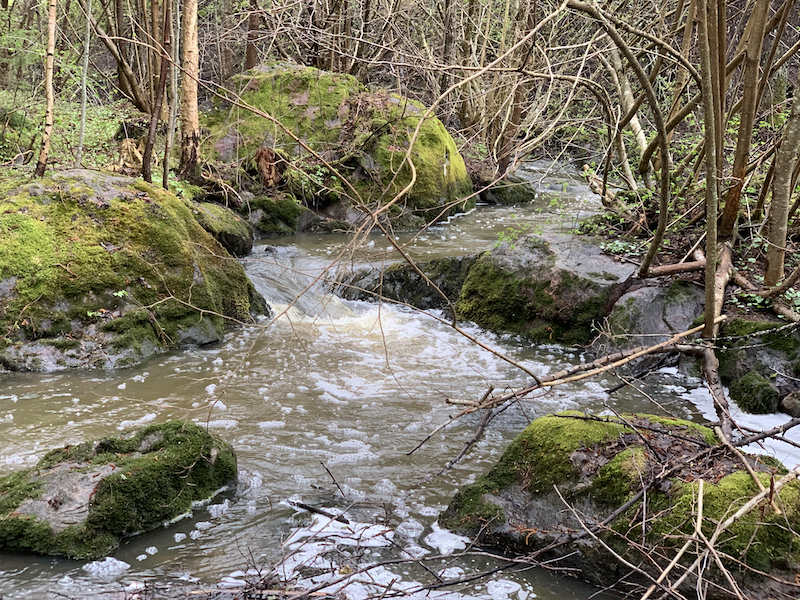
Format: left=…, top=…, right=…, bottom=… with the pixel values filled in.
left=441, top=412, right=800, bottom=598
left=0, top=169, right=268, bottom=371
left=204, top=63, right=474, bottom=230
left=0, top=421, right=236, bottom=559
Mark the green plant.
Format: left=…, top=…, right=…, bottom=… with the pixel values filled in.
left=494, top=214, right=530, bottom=249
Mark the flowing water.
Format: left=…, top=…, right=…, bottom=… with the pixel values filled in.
left=0, top=163, right=796, bottom=600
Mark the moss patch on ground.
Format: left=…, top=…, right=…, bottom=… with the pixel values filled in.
left=0, top=421, right=236, bottom=559
left=0, top=169, right=266, bottom=370
left=204, top=63, right=474, bottom=226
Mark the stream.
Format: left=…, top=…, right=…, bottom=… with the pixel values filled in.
left=0, top=162, right=795, bottom=600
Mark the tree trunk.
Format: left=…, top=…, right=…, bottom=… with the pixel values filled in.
left=244, top=0, right=259, bottom=70
left=764, top=86, right=800, bottom=287
left=143, top=0, right=170, bottom=182
left=34, top=0, right=57, bottom=177
left=76, top=0, right=91, bottom=167
left=179, top=0, right=200, bottom=180
left=698, top=0, right=720, bottom=339
left=719, top=0, right=769, bottom=241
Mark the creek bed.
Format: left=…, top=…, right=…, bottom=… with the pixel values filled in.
left=0, top=163, right=785, bottom=600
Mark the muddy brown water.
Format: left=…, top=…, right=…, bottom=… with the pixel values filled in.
left=0, top=163, right=711, bottom=599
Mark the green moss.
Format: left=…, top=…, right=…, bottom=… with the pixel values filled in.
left=191, top=201, right=253, bottom=257
left=729, top=370, right=779, bottom=414
left=0, top=171, right=265, bottom=369
left=0, top=421, right=236, bottom=559
left=650, top=473, right=800, bottom=573
left=204, top=64, right=473, bottom=224
left=251, top=195, right=307, bottom=235
left=443, top=412, right=800, bottom=582
left=456, top=254, right=550, bottom=335
left=593, top=447, right=646, bottom=506
left=440, top=413, right=631, bottom=534
left=638, top=414, right=718, bottom=446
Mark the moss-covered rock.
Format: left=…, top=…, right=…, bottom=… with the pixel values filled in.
left=191, top=201, right=254, bottom=257
left=729, top=370, right=780, bottom=414
left=0, top=169, right=268, bottom=371
left=440, top=412, right=800, bottom=598
left=334, top=234, right=635, bottom=344
left=0, top=421, right=236, bottom=559
left=204, top=63, right=474, bottom=227
left=717, top=318, right=800, bottom=413
left=247, top=195, right=321, bottom=236
left=455, top=233, right=636, bottom=344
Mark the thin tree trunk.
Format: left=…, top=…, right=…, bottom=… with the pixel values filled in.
left=76, top=0, right=91, bottom=167
left=698, top=0, right=720, bottom=339
left=764, top=87, right=800, bottom=287
left=34, top=0, right=57, bottom=177
left=163, top=0, right=178, bottom=189
left=179, top=0, right=199, bottom=180
left=719, top=0, right=769, bottom=241
left=244, top=0, right=259, bottom=69
left=142, top=0, right=169, bottom=182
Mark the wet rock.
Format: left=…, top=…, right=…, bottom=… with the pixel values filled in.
left=192, top=202, right=254, bottom=257
left=779, top=391, right=800, bottom=417
left=204, top=63, right=474, bottom=229
left=0, top=421, right=236, bottom=559
left=0, top=169, right=268, bottom=371
left=730, top=371, right=780, bottom=414
left=440, top=412, right=800, bottom=599
left=339, top=255, right=478, bottom=311
left=590, top=279, right=705, bottom=369
left=717, top=319, right=800, bottom=412
left=336, top=233, right=635, bottom=344
left=246, top=196, right=322, bottom=236
left=482, top=174, right=536, bottom=205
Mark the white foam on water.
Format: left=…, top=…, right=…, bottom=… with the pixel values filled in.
left=174, top=532, right=187, bottom=543
left=423, top=522, right=469, bottom=555
left=208, top=499, right=230, bottom=518
left=283, top=513, right=394, bottom=549
left=202, top=419, right=238, bottom=429
left=682, top=386, right=800, bottom=467
left=118, top=412, right=157, bottom=430
left=81, top=557, right=130, bottom=580
left=258, top=420, right=285, bottom=429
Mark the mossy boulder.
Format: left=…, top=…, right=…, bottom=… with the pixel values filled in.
left=717, top=318, right=800, bottom=413
left=440, top=412, right=800, bottom=597
left=247, top=195, right=322, bottom=236
left=454, top=234, right=635, bottom=343
left=204, top=63, right=474, bottom=227
left=0, top=169, right=268, bottom=371
left=191, top=201, right=254, bottom=257
left=0, top=420, right=236, bottom=559
left=335, top=234, right=635, bottom=344
left=729, top=370, right=780, bottom=414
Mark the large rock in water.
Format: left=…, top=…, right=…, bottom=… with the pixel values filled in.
left=204, top=63, right=474, bottom=230
left=0, top=169, right=268, bottom=371
left=440, top=412, right=800, bottom=599
left=0, top=421, right=236, bottom=559
left=340, top=234, right=636, bottom=344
